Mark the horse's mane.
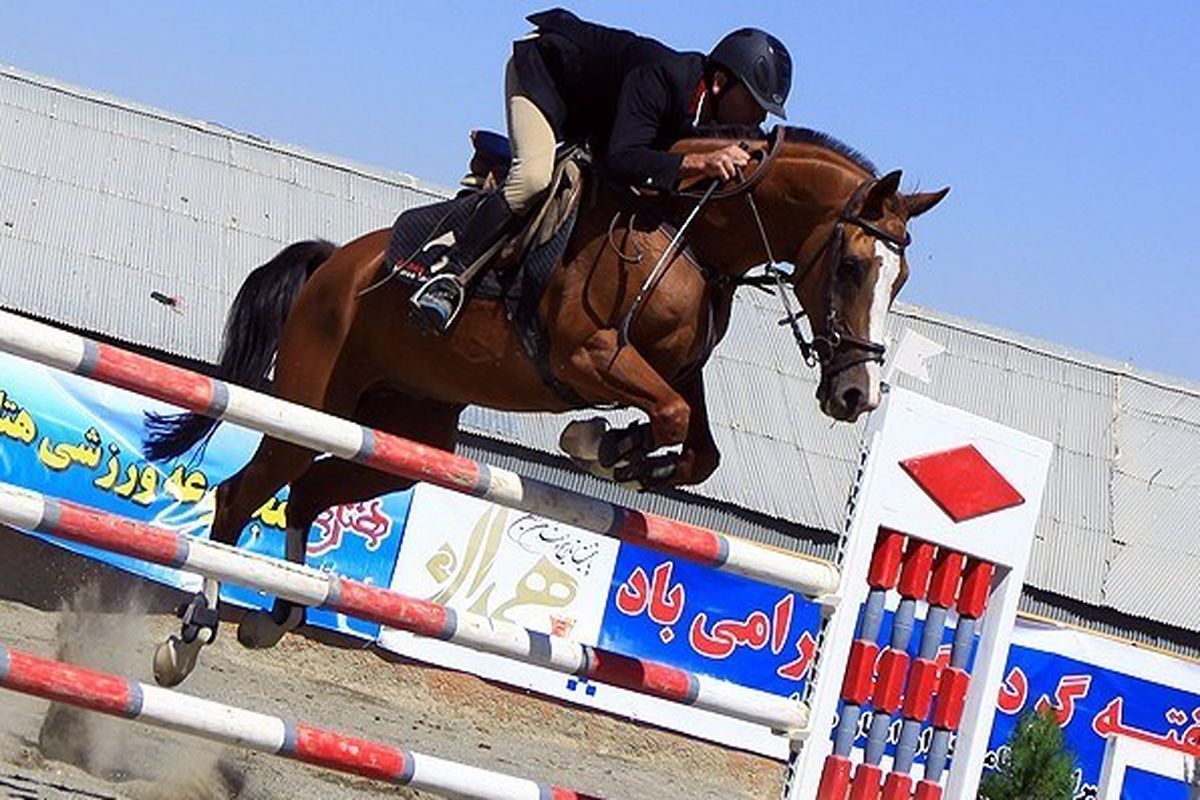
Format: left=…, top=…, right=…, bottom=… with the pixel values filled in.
left=691, top=124, right=878, bottom=177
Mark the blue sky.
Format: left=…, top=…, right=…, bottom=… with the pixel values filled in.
left=3, top=2, right=1197, bottom=382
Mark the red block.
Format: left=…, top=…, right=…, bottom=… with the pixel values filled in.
left=898, top=540, right=935, bottom=599
left=902, top=658, right=940, bottom=720
left=842, top=640, right=879, bottom=704
left=931, top=667, right=971, bottom=730
left=849, top=763, right=883, bottom=800
left=817, top=755, right=852, bottom=800
left=957, top=559, right=995, bottom=618
left=898, top=444, right=1024, bottom=522
left=882, top=772, right=914, bottom=800
left=927, top=549, right=966, bottom=608
left=870, top=528, right=906, bottom=589
left=913, top=779, right=943, bottom=800
left=874, top=649, right=911, bottom=713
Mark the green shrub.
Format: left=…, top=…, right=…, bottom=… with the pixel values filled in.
left=978, top=709, right=1077, bottom=800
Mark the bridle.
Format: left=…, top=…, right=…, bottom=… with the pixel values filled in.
left=748, top=172, right=911, bottom=377
left=614, top=127, right=911, bottom=380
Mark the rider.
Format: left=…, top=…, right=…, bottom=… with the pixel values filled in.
left=411, top=8, right=793, bottom=333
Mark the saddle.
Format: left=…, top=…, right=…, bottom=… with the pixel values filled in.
left=382, top=132, right=590, bottom=399
left=458, top=129, right=511, bottom=193
left=387, top=131, right=587, bottom=290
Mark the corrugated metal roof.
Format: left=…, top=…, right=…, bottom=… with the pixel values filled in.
left=0, top=65, right=448, bottom=362
left=2, top=65, right=1198, bottom=640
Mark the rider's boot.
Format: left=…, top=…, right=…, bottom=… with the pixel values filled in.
left=410, top=191, right=518, bottom=334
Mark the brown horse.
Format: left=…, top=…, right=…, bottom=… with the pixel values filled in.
left=146, top=126, right=947, bottom=685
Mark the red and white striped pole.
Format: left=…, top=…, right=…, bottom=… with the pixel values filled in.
left=0, top=642, right=598, bottom=800
left=0, top=483, right=808, bottom=733
left=0, top=310, right=839, bottom=597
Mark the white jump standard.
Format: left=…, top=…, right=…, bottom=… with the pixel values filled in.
left=784, top=388, right=1052, bottom=800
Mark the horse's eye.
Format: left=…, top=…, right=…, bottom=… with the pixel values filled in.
left=839, top=258, right=866, bottom=284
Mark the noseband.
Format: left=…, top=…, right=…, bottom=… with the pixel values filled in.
left=749, top=177, right=910, bottom=377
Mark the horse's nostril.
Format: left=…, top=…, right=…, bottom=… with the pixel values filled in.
left=840, top=387, right=864, bottom=414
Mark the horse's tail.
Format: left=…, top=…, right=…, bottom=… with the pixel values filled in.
left=143, top=239, right=338, bottom=462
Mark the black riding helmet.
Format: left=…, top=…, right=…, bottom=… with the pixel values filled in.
left=708, top=28, right=792, bottom=118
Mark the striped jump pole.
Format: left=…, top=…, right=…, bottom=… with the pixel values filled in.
left=0, top=642, right=598, bottom=800
left=0, top=310, right=839, bottom=598
left=0, top=483, right=809, bottom=733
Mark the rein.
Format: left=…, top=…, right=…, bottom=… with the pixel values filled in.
left=614, top=128, right=785, bottom=348
left=610, top=126, right=909, bottom=383
left=674, top=125, right=786, bottom=201
left=616, top=179, right=720, bottom=348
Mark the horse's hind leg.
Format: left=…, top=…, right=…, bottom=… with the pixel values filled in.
left=207, top=235, right=389, bottom=548
left=237, top=392, right=464, bottom=649
left=154, top=431, right=331, bottom=685
left=153, top=236, right=387, bottom=686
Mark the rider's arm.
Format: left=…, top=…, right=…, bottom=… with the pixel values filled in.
left=605, top=64, right=686, bottom=192
left=607, top=65, right=751, bottom=191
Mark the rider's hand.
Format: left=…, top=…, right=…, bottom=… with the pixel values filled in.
left=680, top=143, right=751, bottom=182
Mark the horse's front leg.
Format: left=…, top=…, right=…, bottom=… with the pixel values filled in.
left=552, top=328, right=693, bottom=487
left=669, top=371, right=720, bottom=486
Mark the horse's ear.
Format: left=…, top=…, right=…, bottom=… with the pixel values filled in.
left=861, top=170, right=903, bottom=217
left=902, top=187, right=951, bottom=219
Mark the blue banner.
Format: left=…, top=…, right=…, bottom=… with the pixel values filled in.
left=1123, top=769, right=1191, bottom=800
left=989, top=624, right=1200, bottom=798
left=600, top=545, right=824, bottom=697
left=0, top=350, right=411, bottom=639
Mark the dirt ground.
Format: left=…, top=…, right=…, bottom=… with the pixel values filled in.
left=0, top=530, right=785, bottom=800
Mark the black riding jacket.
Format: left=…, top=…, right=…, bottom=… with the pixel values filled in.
left=513, top=8, right=705, bottom=191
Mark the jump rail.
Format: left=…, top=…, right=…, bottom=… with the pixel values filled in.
left=0, top=482, right=809, bottom=733
left=0, top=641, right=599, bottom=800
left=0, top=310, right=839, bottom=597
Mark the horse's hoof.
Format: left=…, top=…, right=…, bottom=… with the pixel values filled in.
left=614, top=452, right=679, bottom=492
left=559, top=417, right=608, bottom=462
left=237, top=606, right=304, bottom=650
left=586, top=460, right=619, bottom=481
left=153, top=635, right=201, bottom=687
left=598, top=422, right=654, bottom=469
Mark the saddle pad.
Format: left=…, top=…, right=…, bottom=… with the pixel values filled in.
left=383, top=193, right=579, bottom=398
left=384, top=193, right=481, bottom=288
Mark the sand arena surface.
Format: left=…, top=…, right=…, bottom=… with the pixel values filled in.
left=0, top=530, right=781, bottom=799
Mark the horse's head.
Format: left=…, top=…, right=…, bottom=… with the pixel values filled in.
left=669, top=127, right=947, bottom=421
left=789, top=169, right=949, bottom=420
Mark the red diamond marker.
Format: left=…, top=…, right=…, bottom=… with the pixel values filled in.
left=900, top=445, right=1024, bottom=522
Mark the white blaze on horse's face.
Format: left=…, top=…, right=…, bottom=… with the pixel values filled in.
left=864, top=238, right=903, bottom=408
